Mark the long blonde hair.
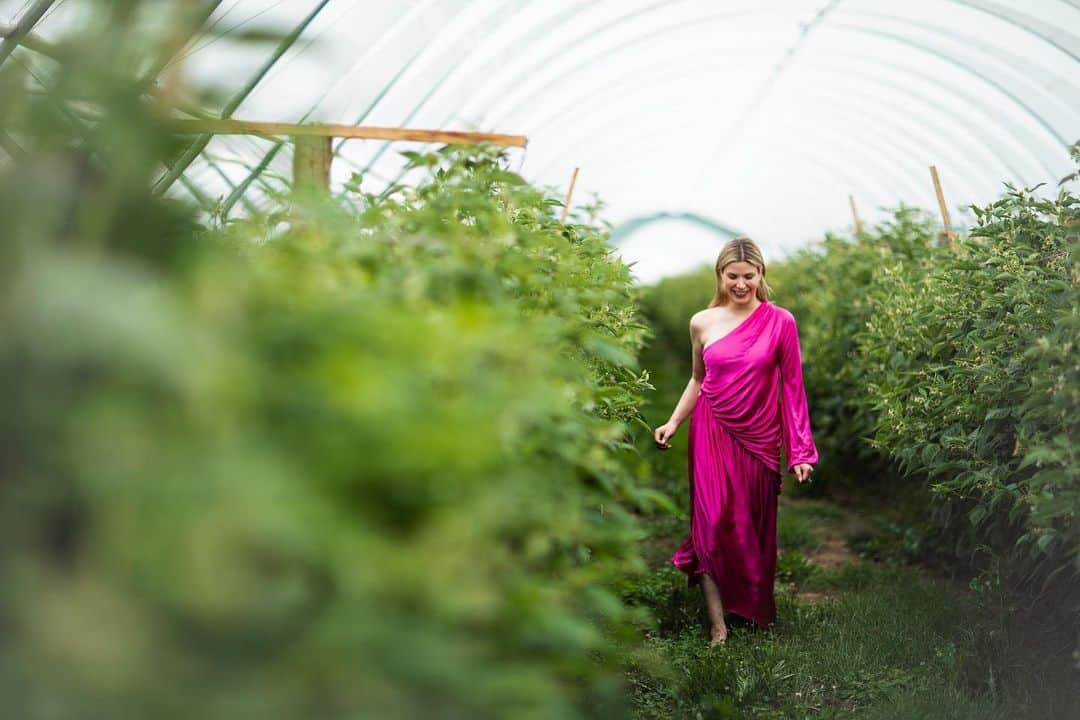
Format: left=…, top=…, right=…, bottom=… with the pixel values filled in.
left=708, top=236, right=773, bottom=308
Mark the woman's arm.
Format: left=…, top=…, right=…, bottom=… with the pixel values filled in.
left=654, top=316, right=705, bottom=448
left=778, top=311, right=819, bottom=474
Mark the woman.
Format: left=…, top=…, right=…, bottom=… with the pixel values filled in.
left=653, top=237, right=818, bottom=647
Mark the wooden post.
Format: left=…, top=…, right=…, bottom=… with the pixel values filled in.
left=292, top=135, right=332, bottom=194
left=848, top=194, right=864, bottom=236
left=929, top=164, right=957, bottom=251
left=560, top=166, right=580, bottom=225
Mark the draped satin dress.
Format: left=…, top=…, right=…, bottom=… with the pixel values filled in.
left=671, top=300, right=818, bottom=627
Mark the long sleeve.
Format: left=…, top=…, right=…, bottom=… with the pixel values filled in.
left=778, top=311, right=818, bottom=472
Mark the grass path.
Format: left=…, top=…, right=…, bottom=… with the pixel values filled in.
left=619, top=496, right=1078, bottom=719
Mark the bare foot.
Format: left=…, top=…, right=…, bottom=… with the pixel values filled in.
left=709, top=624, right=728, bottom=647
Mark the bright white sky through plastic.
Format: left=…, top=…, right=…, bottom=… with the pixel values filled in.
left=6, top=0, right=1078, bottom=283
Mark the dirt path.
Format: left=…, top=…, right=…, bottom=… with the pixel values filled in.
left=786, top=498, right=865, bottom=603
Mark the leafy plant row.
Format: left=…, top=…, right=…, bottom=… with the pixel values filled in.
left=773, top=172, right=1078, bottom=597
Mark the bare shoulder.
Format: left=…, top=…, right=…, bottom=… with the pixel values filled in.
left=689, top=308, right=712, bottom=328
left=688, top=309, right=713, bottom=343
left=689, top=307, right=720, bottom=329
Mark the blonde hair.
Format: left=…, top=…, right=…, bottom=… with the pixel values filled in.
left=708, top=236, right=773, bottom=308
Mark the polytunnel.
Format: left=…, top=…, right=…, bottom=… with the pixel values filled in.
left=3, top=0, right=1079, bottom=281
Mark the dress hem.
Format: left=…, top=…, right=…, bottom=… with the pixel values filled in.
left=670, top=559, right=776, bottom=628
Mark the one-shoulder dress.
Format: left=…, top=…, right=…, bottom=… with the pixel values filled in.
left=671, top=300, right=818, bottom=627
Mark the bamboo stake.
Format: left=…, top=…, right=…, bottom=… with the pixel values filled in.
left=848, top=194, right=864, bottom=236
left=929, top=164, right=957, bottom=252
left=560, top=166, right=580, bottom=225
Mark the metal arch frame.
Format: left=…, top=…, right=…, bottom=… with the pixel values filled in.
left=841, top=8, right=1080, bottom=101
left=480, top=9, right=791, bottom=130
left=162, top=0, right=1080, bottom=212
left=530, top=105, right=913, bottom=221
left=463, top=6, right=1071, bottom=174
left=511, top=45, right=1034, bottom=183
left=535, top=97, right=934, bottom=207
left=454, top=0, right=771, bottom=122
left=348, top=0, right=536, bottom=178
left=207, top=0, right=500, bottom=215
left=946, top=0, right=1080, bottom=62
left=533, top=102, right=882, bottom=219
left=329, top=0, right=466, bottom=157
left=374, top=7, right=835, bottom=193
left=199, top=1, right=1080, bottom=210
left=529, top=77, right=1023, bottom=230
left=758, top=89, right=998, bottom=201
left=349, top=2, right=785, bottom=176
left=153, top=0, right=334, bottom=196
left=519, top=51, right=1030, bottom=202
left=221, top=0, right=448, bottom=216
left=830, top=23, right=1074, bottom=148
left=514, top=49, right=1037, bottom=188
left=250, top=1, right=1077, bottom=202
left=514, top=68, right=1054, bottom=205
left=414, top=0, right=1080, bottom=138
left=329, top=6, right=1074, bottom=211
left=742, top=90, right=992, bottom=201
left=222, top=0, right=527, bottom=215
left=691, top=0, right=844, bottom=187
left=331, top=0, right=595, bottom=175
left=468, top=4, right=1073, bottom=145
left=381, top=63, right=976, bottom=227
left=783, top=61, right=1041, bottom=182
left=797, top=57, right=1055, bottom=179
left=802, top=53, right=1060, bottom=177
left=604, top=154, right=868, bottom=244
left=609, top=211, right=744, bottom=247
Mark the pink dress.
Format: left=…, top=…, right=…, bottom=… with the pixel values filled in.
left=671, top=300, right=818, bottom=627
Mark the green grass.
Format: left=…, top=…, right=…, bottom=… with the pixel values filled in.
left=777, top=511, right=821, bottom=553
left=622, top=499, right=1080, bottom=719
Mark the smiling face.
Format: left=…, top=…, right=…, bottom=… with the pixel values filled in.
left=719, top=261, right=761, bottom=306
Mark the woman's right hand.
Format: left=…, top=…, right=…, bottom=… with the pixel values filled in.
left=654, top=421, right=678, bottom=450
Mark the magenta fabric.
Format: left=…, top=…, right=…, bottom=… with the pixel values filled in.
left=671, top=300, right=818, bottom=627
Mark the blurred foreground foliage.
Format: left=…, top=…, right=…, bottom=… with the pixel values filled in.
left=0, top=7, right=666, bottom=717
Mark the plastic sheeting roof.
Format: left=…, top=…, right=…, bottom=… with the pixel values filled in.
left=6, top=0, right=1079, bottom=281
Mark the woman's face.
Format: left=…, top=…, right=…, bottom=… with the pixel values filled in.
left=719, top=261, right=761, bottom=306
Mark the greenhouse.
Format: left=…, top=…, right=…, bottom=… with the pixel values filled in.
left=1, top=1, right=1078, bottom=718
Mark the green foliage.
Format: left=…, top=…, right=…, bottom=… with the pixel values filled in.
left=767, top=207, right=940, bottom=493
left=855, top=185, right=1079, bottom=596
left=0, top=8, right=661, bottom=717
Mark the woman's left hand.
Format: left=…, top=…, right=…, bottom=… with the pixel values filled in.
left=793, top=464, right=814, bottom=483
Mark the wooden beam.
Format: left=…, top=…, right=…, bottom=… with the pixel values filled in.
left=292, top=135, right=332, bottom=194
left=167, top=118, right=528, bottom=148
